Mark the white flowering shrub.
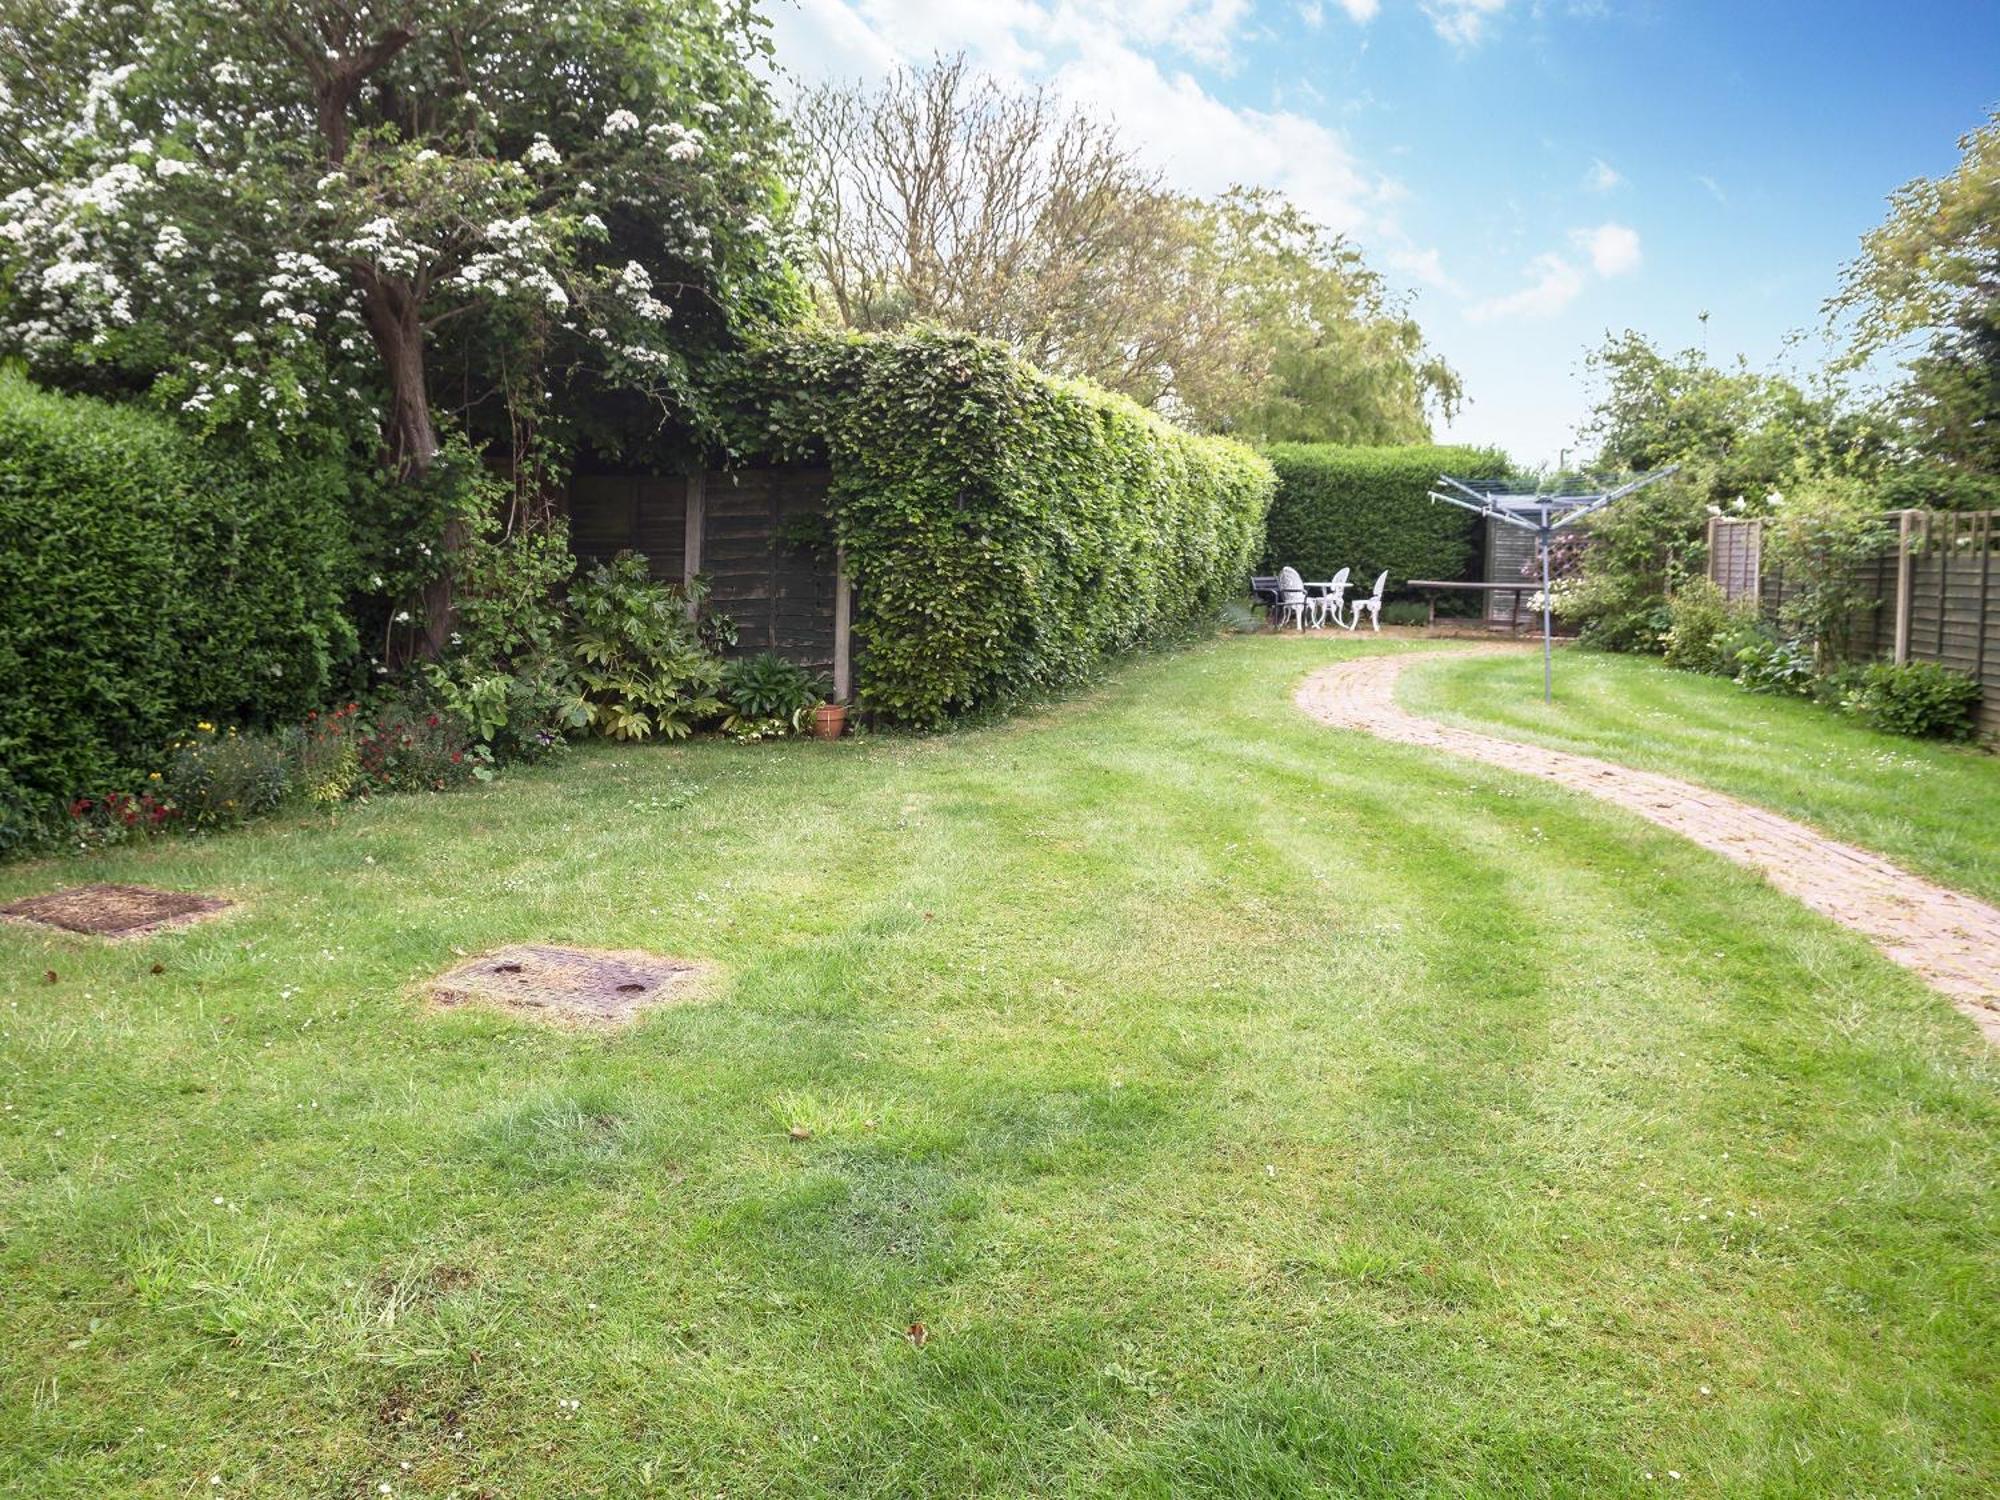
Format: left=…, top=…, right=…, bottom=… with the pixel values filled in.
left=0, top=0, right=799, bottom=496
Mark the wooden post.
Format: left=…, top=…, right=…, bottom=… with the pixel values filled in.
left=682, top=472, right=705, bottom=619
left=1975, top=510, right=1990, bottom=684
left=1893, top=509, right=1915, bottom=665
left=832, top=545, right=852, bottom=704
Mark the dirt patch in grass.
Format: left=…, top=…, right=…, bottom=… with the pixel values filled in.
left=0, top=883, right=232, bottom=939
left=428, top=944, right=711, bottom=1025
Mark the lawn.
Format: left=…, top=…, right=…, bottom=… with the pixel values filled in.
left=2, top=636, right=1995, bottom=1498
left=1402, top=646, right=2000, bottom=905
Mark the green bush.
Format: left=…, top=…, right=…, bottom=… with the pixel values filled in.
left=1258, top=442, right=1510, bottom=590
left=1838, top=661, right=1983, bottom=740
left=1732, top=634, right=1816, bottom=696
left=566, top=554, right=723, bottom=740
left=720, top=651, right=823, bottom=738
left=725, top=330, right=1275, bottom=726
left=1662, top=577, right=1755, bottom=675
left=0, top=370, right=353, bottom=841
left=159, top=724, right=294, bottom=830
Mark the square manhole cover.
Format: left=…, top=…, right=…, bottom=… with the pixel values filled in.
left=429, top=944, right=709, bottom=1025
left=1, top=883, right=231, bottom=938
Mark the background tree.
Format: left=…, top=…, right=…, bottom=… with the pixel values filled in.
left=792, top=55, right=1457, bottom=442
left=1833, top=109, right=2000, bottom=501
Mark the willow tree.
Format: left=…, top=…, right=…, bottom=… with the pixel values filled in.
left=0, top=0, right=798, bottom=649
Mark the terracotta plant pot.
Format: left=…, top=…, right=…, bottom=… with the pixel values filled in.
left=811, top=702, right=848, bottom=741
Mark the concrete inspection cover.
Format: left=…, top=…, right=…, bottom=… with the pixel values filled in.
left=1, top=883, right=231, bottom=938
left=429, top=944, right=709, bottom=1024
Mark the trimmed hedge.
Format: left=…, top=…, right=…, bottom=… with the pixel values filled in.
left=726, top=330, right=1275, bottom=725
left=0, top=370, right=354, bottom=840
left=1260, top=442, right=1510, bottom=590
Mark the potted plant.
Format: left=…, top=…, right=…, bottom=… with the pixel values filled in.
left=811, top=698, right=848, bottom=740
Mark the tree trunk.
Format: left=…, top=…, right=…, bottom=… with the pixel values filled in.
left=361, top=272, right=461, bottom=664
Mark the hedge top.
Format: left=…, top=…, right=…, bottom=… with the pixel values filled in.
left=1260, top=441, right=1511, bottom=590
left=724, top=328, right=1276, bottom=724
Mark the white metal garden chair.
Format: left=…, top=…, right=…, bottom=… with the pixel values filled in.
left=1277, top=566, right=1310, bottom=631
left=1307, top=567, right=1350, bottom=628
left=1344, top=570, right=1387, bottom=632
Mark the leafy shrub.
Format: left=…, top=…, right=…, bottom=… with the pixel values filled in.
left=720, top=651, right=823, bottom=737
left=65, top=789, right=181, bottom=848
left=415, top=453, right=580, bottom=762
left=353, top=695, right=485, bottom=792
left=1838, top=661, right=1983, bottom=740
left=1763, top=478, right=1891, bottom=669
left=293, top=704, right=362, bottom=805
left=1732, top=634, right=1816, bottom=696
left=1380, top=600, right=1430, bottom=627
left=724, top=329, right=1274, bottom=726
left=566, top=554, right=724, bottom=740
left=1661, top=577, right=1755, bottom=675
left=0, top=370, right=355, bottom=839
left=1552, top=466, right=1717, bottom=653
left=1259, top=443, right=1510, bottom=590
left=160, top=724, right=294, bottom=830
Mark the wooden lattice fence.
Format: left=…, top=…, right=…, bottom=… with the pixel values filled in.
left=1707, top=509, right=2000, bottom=737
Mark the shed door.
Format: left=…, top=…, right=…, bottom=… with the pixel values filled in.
left=568, top=475, right=687, bottom=582
left=699, top=466, right=839, bottom=678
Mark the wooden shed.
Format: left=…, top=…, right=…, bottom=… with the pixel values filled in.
left=1481, top=515, right=1540, bottom=627
left=567, top=464, right=853, bottom=700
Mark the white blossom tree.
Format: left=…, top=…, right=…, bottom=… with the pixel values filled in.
left=0, top=0, right=797, bottom=651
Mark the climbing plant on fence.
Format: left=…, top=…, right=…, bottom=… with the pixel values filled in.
left=1260, top=442, right=1510, bottom=588
left=724, top=330, right=1275, bottom=725
left=0, top=371, right=353, bottom=840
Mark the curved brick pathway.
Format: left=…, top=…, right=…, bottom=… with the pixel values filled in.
left=1296, top=648, right=2000, bottom=1044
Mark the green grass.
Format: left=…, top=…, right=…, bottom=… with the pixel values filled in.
left=1403, top=647, right=2000, bottom=905
left=2, top=636, right=1994, bottom=1498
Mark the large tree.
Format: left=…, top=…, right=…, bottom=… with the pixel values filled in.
left=0, top=0, right=797, bottom=647
left=1832, top=108, right=2000, bottom=494
left=791, top=55, right=1456, bottom=443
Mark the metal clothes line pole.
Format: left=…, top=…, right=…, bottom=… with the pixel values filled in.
left=1539, top=513, right=1553, bottom=703
left=1424, top=465, right=1679, bottom=706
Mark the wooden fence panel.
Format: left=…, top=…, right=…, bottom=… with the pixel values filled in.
left=1708, top=517, right=1761, bottom=605
left=1709, top=508, right=2000, bottom=737
left=699, top=465, right=839, bottom=677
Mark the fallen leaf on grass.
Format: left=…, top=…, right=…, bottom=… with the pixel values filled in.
left=905, top=1322, right=929, bottom=1348
left=788, top=1125, right=813, bottom=1142
left=42, top=970, right=57, bottom=985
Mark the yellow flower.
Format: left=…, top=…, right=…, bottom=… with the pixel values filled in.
left=148, top=772, right=161, bottom=782
left=197, top=721, right=214, bottom=733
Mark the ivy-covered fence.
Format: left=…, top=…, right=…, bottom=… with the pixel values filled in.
left=1260, top=442, right=1510, bottom=589
left=725, top=330, right=1275, bottom=725
left=0, top=371, right=354, bottom=836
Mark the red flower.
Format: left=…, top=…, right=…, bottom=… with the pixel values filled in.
left=450, top=751, right=463, bottom=764
left=426, top=714, right=440, bottom=728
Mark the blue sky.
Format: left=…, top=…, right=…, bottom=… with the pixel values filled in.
left=759, top=0, right=2000, bottom=466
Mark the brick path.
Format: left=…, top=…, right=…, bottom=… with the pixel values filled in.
left=1296, top=648, right=2000, bottom=1044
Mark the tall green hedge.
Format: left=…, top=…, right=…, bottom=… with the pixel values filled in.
left=1260, top=442, right=1511, bottom=589
left=726, top=330, right=1275, bottom=725
left=0, top=370, right=354, bottom=837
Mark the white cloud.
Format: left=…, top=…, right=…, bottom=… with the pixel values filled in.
left=1573, top=221, right=1641, bottom=277
left=1584, top=156, right=1621, bottom=192
left=1464, top=251, right=1584, bottom=322
left=765, top=0, right=1416, bottom=243
left=1385, top=245, right=1460, bottom=296
left=1336, top=0, right=1381, bottom=20
left=1464, top=222, right=1641, bottom=322
left=1298, top=1, right=1326, bottom=26
left=1694, top=173, right=1727, bottom=204
left=1053, top=38, right=1387, bottom=234
left=1423, top=0, right=1507, bottom=46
